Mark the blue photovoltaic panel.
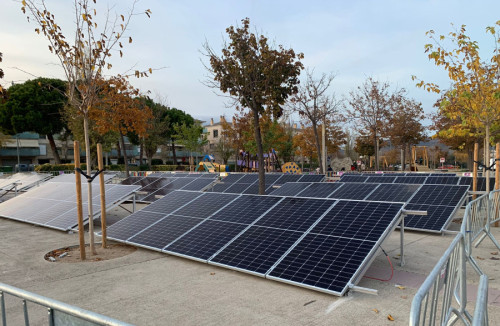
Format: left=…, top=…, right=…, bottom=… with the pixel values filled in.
left=339, top=175, right=367, bottom=183
left=210, top=183, right=233, bottom=192
left=237, top=174, right=259, bottom=183
left=365, top=176, right=396, bottom=183
left=459, top=177, right=496, bottom=192
left=164, top=220, right=249, bottom=260
left=127, top=214, right=203, bottom=250
left=107, top=211, right=167, bottom=242
left=142, top=179, right=197, bottom=202
left=173, top=192, right=238, bottom=218
left=393, top=176, right=427, bottom=184
left=121, top=176, right=144, bottom=185
left=268, top=182, right=312, bottom=196
left=366, top=184, right=420, bottom=203
left=209, top=195, right=282, bottom=224
left=143, top=190, right=203, bottom=214
left=242, top=184, right=276, bottom=195
left=274, top=174, right=302, bottom=185
left=409, top=185, right=469, bottom=206
left=296, top=183, right=343, bottom=198
left=309, top=201, right=403, bottom=241
left=262, top=174, right=283, bottom=185
left=425, top=176, right=460, bottom=185
left=221, top=174, right=245, bottom=184
left=223, top=183, right=252, bottom=194
left=254, top=197, right=333, bottom=232
left=298, top=175, right=325, bottom=182
left=406, top=173, right=430, bottom=176
left=328, top=183, right=379, bottom=200
left=267, top=234, right=375, bottom=295
left=430, top=173, right=456, bottom=176
left=180, top=178, right=214, bottom=191
left=209, top=226, right=304, bottom=275
left=403, top=203, right=457, bottom=232
left=133, top=177, right=160, bottom=187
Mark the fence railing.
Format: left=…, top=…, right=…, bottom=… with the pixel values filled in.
left=472, top=275, right=489, bottom=326
left=0, top=282, right=133, bottom=326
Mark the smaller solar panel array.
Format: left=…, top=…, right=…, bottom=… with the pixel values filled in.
left=106, top=190, right=404, bottom=296
left=121, top=174, right=217, bottom=202
left=209, top=173, right=325, bottom=194
left=0, top=173, right=51, bottom=193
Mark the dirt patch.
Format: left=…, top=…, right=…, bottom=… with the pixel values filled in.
left=44, top=243, right=136, bottom=263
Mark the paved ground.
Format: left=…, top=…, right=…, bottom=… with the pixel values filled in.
left=1, top=202, right=499, bottom=325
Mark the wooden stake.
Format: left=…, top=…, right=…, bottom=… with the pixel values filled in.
left=494, top=143, right=499, bottom=227
left=97, top=143, right=107, bottom=248
left=74, top=141, right=86, bottom=260
left=473, top=143, right=478, bottom=200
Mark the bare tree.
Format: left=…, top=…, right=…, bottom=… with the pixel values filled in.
left=288, top=69, right=341, bottom=173
left=346, top=77, right=400, bottom=170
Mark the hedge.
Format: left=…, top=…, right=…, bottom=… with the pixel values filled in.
left=35, top=163, right=87, bottom=172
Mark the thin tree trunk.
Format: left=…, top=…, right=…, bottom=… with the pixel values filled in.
left=374, top=131, right=379, bottom=170
left=312, top=122, right=323, bottom=174
left=253, top=111, right=266, bottom=195
left=467, top=147, right=474, bottom=171
left=116, top=141, right=121, bottom=163
left=47, top=134, right=61, bottom=164
left=171, top=139, right=177, bottom=165
left=120, top=131, right=130, bottom=177
left=83, top=113, right=97, bottom=255
left=402, top=143, right=406, bottom=172
left=148, top=154, right=153, bottom=170
left=139, top=140, right=144, bottom=166
left=485, top=125, right=491, bottom=193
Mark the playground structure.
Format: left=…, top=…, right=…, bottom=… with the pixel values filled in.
left=369, top=156, right=389, bottom=169
left=236, top=149, right=281, bottom=172
left=197, top=155, right=228, bottom=173
left=281, top=162, right=301, bottom=174
left=411, top=145, right=429, bottom=168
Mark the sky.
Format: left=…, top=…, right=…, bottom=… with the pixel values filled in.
left=2, top=0, right=500, bottom=128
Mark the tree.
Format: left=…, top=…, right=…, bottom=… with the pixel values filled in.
left=0, top=52, right=5, bottom=99
left=386, top=94, right=426, bottom=170
left=21, top=0, right=152, bottom=256
left=164, top=108, right=194, bottom=164
left=204, top=18, right=303, bottom=194
left=91, top=76, right=153, bottom=177
left=0, top=78, right=67, bottom=163
left=413, top=22, right=500, bottom=189
left=289, top=69, right=341, bottom=173
left=173, top=121, right=207, bottom=169
left=354, top=134, right=376, bottom=158
left=214, top=136, right=234, bottom=165
left=347, top=77, right=401, bottom=170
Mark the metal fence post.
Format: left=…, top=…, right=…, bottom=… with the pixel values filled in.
left=1, top=291, right=6, bottom=326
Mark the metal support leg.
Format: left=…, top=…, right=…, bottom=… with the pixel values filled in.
left=48, top=308, right=54, bottom=326
left=400, top=216, right=405, bottom=267
left=1, top=291, right=6, bottom=326
left=22, top=300, right=29, bottom=326
left=133, top=193, right=136, bottom=212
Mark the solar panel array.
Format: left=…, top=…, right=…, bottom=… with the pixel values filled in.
left=0, top=182, right=140, bottom=231
left=208, top=173, right=325, bottom=194
left=268, top=182, right=469, bottom=233
left=106, top=190, right=404, bottom=296
left=121, top=173, right=217, bottom=202
left=0, top=173, right=51, bottom=193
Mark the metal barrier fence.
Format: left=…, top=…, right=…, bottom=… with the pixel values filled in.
left=473, top=275, right=489, bottom=326
left=0, top=282, right=133, bottom=326
left=409, top=233, right=472, bottom=325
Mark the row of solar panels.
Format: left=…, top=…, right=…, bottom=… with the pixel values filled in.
left=208, top=173, right=324, bottom=194
left=343, top=173, right=456, bottom=177
left=340, top=174, right=496, bottom=191
left=121, top=174, right=218, bottom=202
left=265, top=182, right=468, bottom=232
left=105, top=190, right=404, bottom=296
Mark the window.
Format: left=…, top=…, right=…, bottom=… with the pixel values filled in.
left=213, top=129, right=219, bottom=138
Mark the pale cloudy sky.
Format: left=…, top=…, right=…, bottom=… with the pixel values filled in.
left=1, top=0, right=499, bottom=126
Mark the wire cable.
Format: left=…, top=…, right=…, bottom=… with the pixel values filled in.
left=363, top=247, right=394, bottom=282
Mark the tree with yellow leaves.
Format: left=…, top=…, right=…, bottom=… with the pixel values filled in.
left=413, top=22, right=500, bottom=190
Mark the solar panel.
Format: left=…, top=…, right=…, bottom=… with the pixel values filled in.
left=365, top=176, right=396, bottom=183
left=107, top=211, right=167, bottom=242
left=273, top=174, right=302, bottom=185
left=209, top=195, right=282, bottom=224
left=403, top=204, right=457, bottom=232
left=173, top=193, right=239, bottom=218
left=51, top=173, right=115, bottom=183
left=209, top=226, right=304, bottom=275
left=254, top=197, right=333, bottom=232
left=221, top=174, right=245, bottom=183
left=121, top=176, right=144, bottom=185
left=296, top=183, right=343, bottom=198
left=141, top=178, right=196, bottom=202
left=339, top=175, right=367, bottom=183
left=430, top=173, right=456, bottom=176
left=241, top=184, right=276, bottom=195
left=393, top=176, right=427, bottom=184
left=406, top=173, right=430, bottom=176
left=459, top=177, right=496, bottom=192
left=366, top=184, right=421, bottom=203
left=237, top=174, right=259, bottom=183
left=127, top=214, right=204, bottom=250
left=267, top=234, right=376, bottom=295
left=329, top=183, right=379, bottom=200
left=298, top=175, right=325, bottom=182
left=223, top=183, right=253, bottom=194
left=143, top=190, right=204, bottom=214
left=268, top=182, right=312, bottom=196
left=179, top=178, right=215, bottom=191
left=262, top=174, right=283, bottom=185
left=409, top=185, right=469, bottom=206
left=425, top=176, right=460, bottom=185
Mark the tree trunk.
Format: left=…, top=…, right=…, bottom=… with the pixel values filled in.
left=148, top=154, right=153, bottom=170
left=47, top=134, right=61, bottom=164
left=83, top=113, right=97, bottom=255
left=401, top=143, right=406, bottom=172
left=467, top=147, right=474, bottom=171
left=374, top=131, right=379, bottom=170
left=171, top=139, right=177, bottom=165
left=139, top=140, right=144, bottom=166
left=120, top=131, right=130, bottom=177
left=253, top=111, right=266, bottom=195
left=312, top=122, right=323, bottom=174
left=116, top=141, right=121, bottom=163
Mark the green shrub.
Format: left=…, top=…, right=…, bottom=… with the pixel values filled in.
left=35, top=163, right=86, bottom=172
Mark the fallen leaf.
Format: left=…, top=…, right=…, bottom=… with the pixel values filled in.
left=476, top=256, right=485, bottom=260
left=387, top=314, right=395, bottom=321
left=490, top=257, right=500, bottom=261
left=392, top=256, right=400, bottom=260
left=210, top=272, right=215, bottom=275
left=395, top=285, right=406, bottom=290
left=491, top=252, right=498, bottom=255
left=372, top=308, right=379, bottom=314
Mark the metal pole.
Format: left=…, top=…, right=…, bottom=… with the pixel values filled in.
left=1, top=291, right=6, bottom=326
left=22, top=299, right=29, bottom=326
left=74, top=141, right=86, bottom=261
left=495, top=143, right=499, bottom=227
left=400, top=215, right=405, bottom=267
left=322, top=121, right=326, bottom=174
left=16, top=134, right=21, bottom=172
left=97, top=144, right=107, bottom=248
